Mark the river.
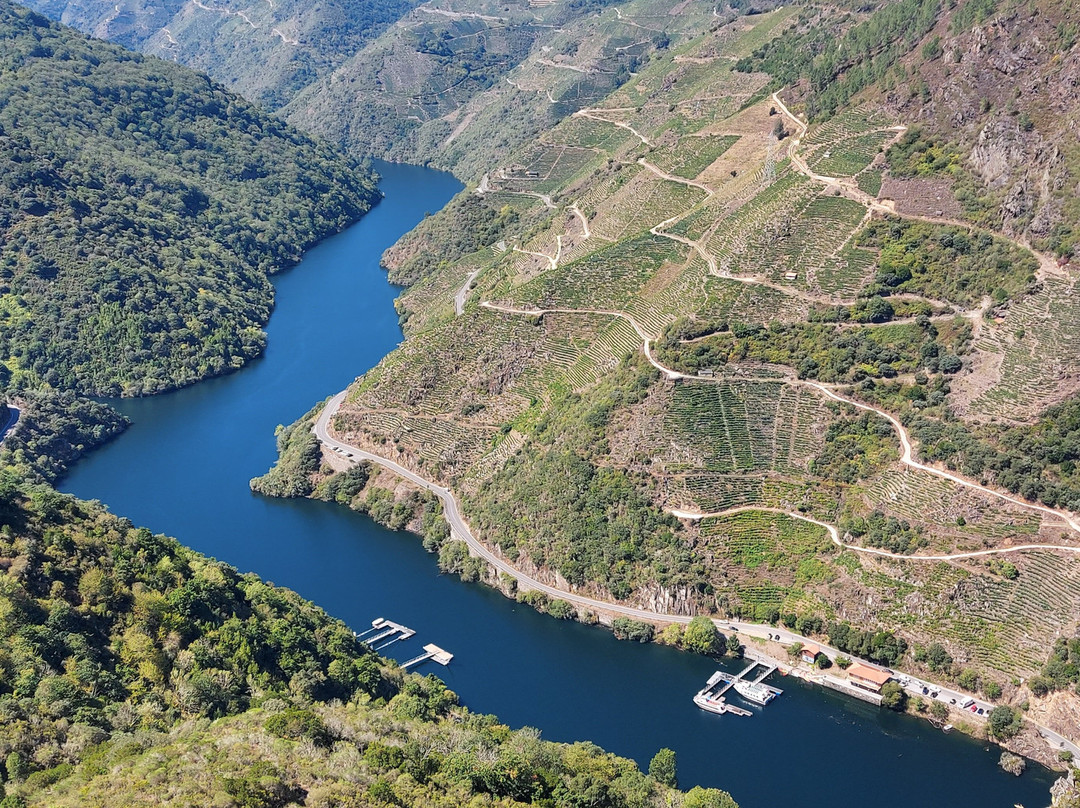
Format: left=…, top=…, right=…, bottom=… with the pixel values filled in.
left=61, top=161, right=1057, bottom=808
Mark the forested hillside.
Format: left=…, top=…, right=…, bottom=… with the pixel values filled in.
left=21, top=0, right=751, bottom=180
left=0, top=471, right=731, bottom=808
left=24, top=0, right=420, bottom=110
left=0, top=0, right=378, bottom=396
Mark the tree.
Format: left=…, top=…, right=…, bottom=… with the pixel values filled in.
left=726, top=633, right=742, bottom=657
left=772, top=118, right=788, bottom=140
left=925, top=642, right=952, bottom=672
left=683, top=616, right=721, bottom=655
left=929, top=700, right=948, bottom=720
left=958, top=668, right=980, bottom=692
left=648, top=748, right=678, bottom=788
left=612, top=618, right=654, bottom=643
left=880, top=682, right=907, bottom=711
left=5, top=751, right=28, bottom=783
left=684, top=786, right=738, bottom=808
left=987, top=706, right=1023, bottom=740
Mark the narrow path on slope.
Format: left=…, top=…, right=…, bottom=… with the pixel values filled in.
left=454, top=268, right=483, bottom=315
left=478, top=300, right=1080, bottom=538
left=670, top=504, right=1080, bottom=561
left=572, top=107, right=653, bottom=146
left=313, top=389, right=1078, bottom=754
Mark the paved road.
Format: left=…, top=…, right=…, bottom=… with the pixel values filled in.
left=454, top=268, right=482, bottom=315
left=0, top=405, right=20, bottom=443
left=314, top=390, right=1079, bottom=756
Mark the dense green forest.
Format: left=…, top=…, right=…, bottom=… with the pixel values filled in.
left=908, top=396, right=1080, bottom=511
left=0, top=392, right=127, bottom=483
left=655, top=314, right=971, bottom=383
left=0, top=0, right=378, bottom=396
left=0, top=470, right=737, bottom=808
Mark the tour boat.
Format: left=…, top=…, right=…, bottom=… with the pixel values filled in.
left=733, top=680, right=777, bottom=705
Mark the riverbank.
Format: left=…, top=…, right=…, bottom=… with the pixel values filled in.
left=60, top=164, right=1060, bottom=808
left=311, top=392, right=1078, bottom=773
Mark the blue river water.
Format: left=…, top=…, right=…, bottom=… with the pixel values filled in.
left=61, top=161, right=1057, bottom=808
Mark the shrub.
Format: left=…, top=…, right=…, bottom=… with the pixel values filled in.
left=264, top=708, right=332, bottom=747
left=612, top=618, right=654, bottom=643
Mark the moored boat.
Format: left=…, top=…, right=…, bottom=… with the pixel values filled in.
left=734, top=680, right=778, bottom=706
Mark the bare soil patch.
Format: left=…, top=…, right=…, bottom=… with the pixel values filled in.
left=880, top=176, right=965, bottom=219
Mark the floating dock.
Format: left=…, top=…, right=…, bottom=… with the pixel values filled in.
left=355, top=618, right=416, bottom=650
left=355, top=619, right=454, bottom=670
left=402, top=644, right=454, bottom=669
left=693, top=658, right=783, bottom=716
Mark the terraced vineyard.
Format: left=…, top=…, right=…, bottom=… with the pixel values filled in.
left=649, top=134, right=740, bottom=179
left=859, top=467, right=1047, bottom=551
left=499, top=144, right=603, bottom=196
left=663, top=380, right=832, bottom=474
left=698, top=509, right=836, bottom=616
left=957, top=275, right=1080, bottom=420
left=807, top=130, right=895, bottom=178
left=751, top=193, right=871, bottom=294
left=506, top=233, right=687, bottom=310
left=590, top=173, right=706, bottom=242
left=322, top=0, right=1080, bottom=707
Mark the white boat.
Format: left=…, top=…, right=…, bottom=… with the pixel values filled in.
left=734, top=680, right=778, bottom=706
left=693, top=693, right=728, bottom=714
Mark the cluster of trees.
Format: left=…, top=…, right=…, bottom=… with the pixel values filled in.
left=387, top=195, right=520, bottom=289
left=840, top=510, right=925, bottom=555
left=0, top=470, right=396, bottom=798
left=858, top=218, right=1039, bottom=308
left=907, top=394, right=1080, bottom=511
left=886, top=129, right=962, bottom=177
left=1028, top=637, right=1080, bottom=696
left=0, top=1, right=378, bottom=396
left=249, top=410, right=323, bottom=498
left=0, top=392, right=127, bottom=483
left=657, top=616, right=739, bottom=656
left=735, top=0, right=941, bottom=118
left=811, top=413, right=898, bottom=483
left=826, top=621, right=908, bottom=666
left=656, top=313, right=968, bottom=385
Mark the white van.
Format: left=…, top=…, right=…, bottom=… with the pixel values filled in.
left=959, top=697, right=975, bottom=709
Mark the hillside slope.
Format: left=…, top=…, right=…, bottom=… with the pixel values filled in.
left=0, top=0, right=377, bottom=396
left=0, top=470, right=734, bottom=808
left=20, top=0, right=419, bottom=109
left=264, top=0, right=1080, bottom=750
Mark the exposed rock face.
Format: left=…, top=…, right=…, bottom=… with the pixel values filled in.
left=888, top=5, right=1080, bottom=256
left=1050, top=769, right=1080, bottom=808
left=999, top=751, right=1026, bottom=776
left=970, top=119, right=1029, bottom=191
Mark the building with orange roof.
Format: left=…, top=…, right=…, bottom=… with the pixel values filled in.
left=847, top=663, right=892, bottom=693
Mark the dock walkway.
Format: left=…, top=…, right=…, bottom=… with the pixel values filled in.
left=355, top=618, right=455, bottom=671
left=693, top=654, right=783, bottom=716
